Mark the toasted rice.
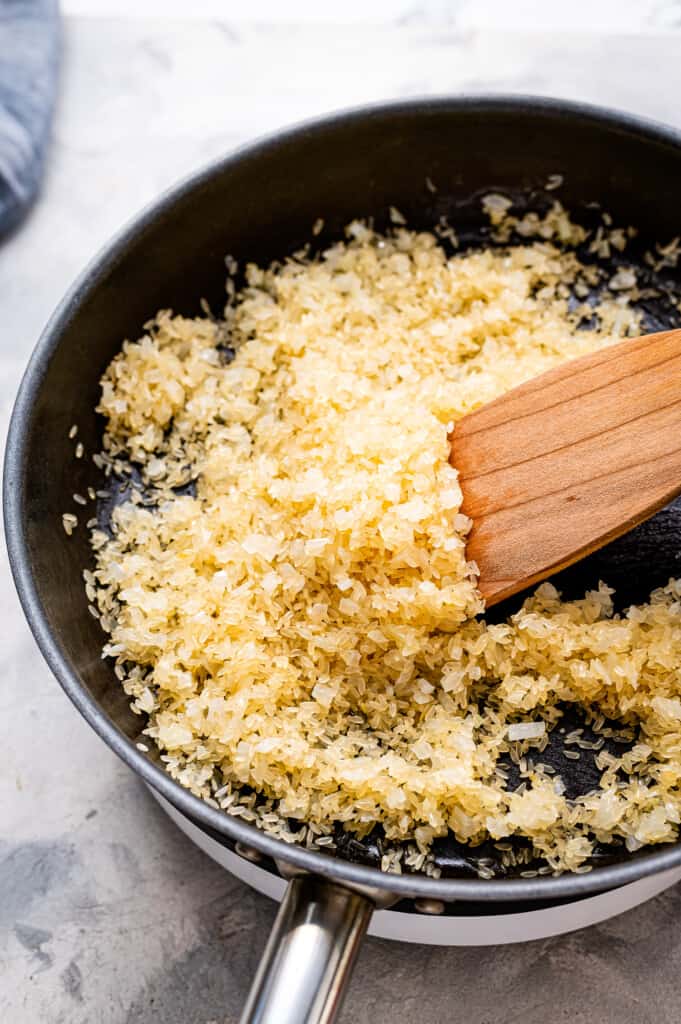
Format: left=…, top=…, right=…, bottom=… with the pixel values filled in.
left=87, top=201, right=681, bottom=872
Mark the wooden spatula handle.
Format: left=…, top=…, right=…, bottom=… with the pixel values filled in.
left=450, top=329, right=681, bottom=606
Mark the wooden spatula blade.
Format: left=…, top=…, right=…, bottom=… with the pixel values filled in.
left=450, top=328, right=681, bottom=606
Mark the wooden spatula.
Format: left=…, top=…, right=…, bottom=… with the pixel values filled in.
left=450, top=328, right=681, bottom=607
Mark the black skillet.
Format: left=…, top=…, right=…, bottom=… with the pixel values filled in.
left=6, top=97, right=681, bottom=1023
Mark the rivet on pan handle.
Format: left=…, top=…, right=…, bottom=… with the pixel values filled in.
left=240, top=875, right=373, bottom=1024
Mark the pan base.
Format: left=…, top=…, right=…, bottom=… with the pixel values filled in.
left=151, top=789, right=681, bottom=946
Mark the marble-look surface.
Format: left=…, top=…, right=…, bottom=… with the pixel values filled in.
left=4, top=12, right=681, bottom=1023
left=58, top=0, right=681, bottom=31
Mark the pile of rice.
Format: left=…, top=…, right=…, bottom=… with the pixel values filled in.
left=83, top=200, right=681, bottom=874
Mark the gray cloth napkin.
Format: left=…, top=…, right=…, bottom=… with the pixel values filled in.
left=0, top=0, right=59, bottom=238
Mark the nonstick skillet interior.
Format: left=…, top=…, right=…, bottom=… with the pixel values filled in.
left=7, top=97, right=681, bottom=901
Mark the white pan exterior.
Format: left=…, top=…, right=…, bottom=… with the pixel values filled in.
left=153, top=791, right=681, bottom=946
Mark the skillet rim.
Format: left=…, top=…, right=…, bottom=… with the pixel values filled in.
left=6, top=93, right=681, bottom=904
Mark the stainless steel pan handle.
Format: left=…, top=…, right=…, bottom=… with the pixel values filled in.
left=240, top=875, right=373, bottom=1024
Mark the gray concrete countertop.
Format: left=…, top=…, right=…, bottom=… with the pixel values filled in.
left=4, top=10, right=681, bottom=1023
